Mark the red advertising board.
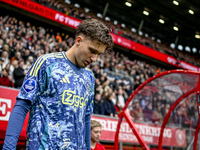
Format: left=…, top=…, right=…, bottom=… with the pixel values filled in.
left=0, top=0, right=81, bottom=29
left=0, top=86, right=28, bottom=145
left=0, top=0, right=199, bottom=71
left=0, top=86, right=187, bottom=147
left=91, top=116, right=187, bottom=147
left=111, top=34, right=180, bottom=67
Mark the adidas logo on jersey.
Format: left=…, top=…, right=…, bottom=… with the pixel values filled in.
left=60, top=76, right=70, bottom=83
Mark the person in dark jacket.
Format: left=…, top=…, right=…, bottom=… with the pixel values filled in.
left=13, top=60, right=26, bottom=88
left=93, top=92, right=104, bottom=115
left=0, top=68, right=14, bottom=87
left=103, top=93, right=118, bottom=117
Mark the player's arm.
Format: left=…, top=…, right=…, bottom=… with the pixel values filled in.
left=3, top=55, right=50, bottom=149
left=85, top=114, right=91, bottom=150
left=85, top=76, right=95, bottom=150
left=85, top=101, right=93, bottom=150
left=3, top=99, right=31, bottom=150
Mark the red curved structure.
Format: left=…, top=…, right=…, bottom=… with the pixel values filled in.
left=193, top=75, right=200, bottom=150
left=114, top=70, right=200, bottom=150
left=158, top=88, right=196, bottom=149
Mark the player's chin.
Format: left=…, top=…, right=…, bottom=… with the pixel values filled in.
left=78, top=62, right=86, bottom=68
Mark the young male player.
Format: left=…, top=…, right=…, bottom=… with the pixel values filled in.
left=90, top=120, right=105, bottom=150
left=3, top=19, right=113, bottom=150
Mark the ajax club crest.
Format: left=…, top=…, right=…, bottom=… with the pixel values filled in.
left=85, top=80, right=91, bottom=92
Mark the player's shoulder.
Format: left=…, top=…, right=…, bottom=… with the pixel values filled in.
left=28, top=52, right=64, bottom=77
left=84, top=67, right=93, bottom=73
left=34, top=52, right=63, bottom=65
left=40, top=52, right=64, bottom=61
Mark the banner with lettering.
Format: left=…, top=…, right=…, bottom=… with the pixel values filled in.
left=0, top=86, right=28, bottom=145
left=1, top=0, right=199, bottom=71
left=91, top=115, right=187, bottom=147
left=0, top=86, right=187, bottom=147
left=1, top=0, right=80, bottom=28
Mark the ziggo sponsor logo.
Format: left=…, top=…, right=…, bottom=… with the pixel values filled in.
left=62, top=90, right=88, bottom=108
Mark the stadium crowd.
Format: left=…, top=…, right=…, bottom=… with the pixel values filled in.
left=32, top=0, right=200, bottom=67
left=0, top=13, right=198, bottom=129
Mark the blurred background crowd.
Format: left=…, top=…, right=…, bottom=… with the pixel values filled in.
left=32, top=0, right=200, bottom=67
left=0, top=0, right=198, bottom=130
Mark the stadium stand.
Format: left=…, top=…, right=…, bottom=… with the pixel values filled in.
left=0, top=13, right=198, bottom=129
left=31, top=0, right=200, bottom=67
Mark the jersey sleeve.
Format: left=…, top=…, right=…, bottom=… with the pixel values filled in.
left=17, top=54, right=50, bottom=105
left=85, top=71, right=95, bottom=119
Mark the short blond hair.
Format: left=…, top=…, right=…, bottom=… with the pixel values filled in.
left=91, top=120, right=102, bottom=130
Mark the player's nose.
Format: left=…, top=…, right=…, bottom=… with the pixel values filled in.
left=91, top=54, right=98, bottom=62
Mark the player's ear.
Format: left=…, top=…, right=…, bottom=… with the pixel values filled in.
left=75, top=36, right=83, bottom=47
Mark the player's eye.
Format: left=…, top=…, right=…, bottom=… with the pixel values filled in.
left=89, top=48, right=98, bottom=54
left=89, top=48, right=94, bottom=53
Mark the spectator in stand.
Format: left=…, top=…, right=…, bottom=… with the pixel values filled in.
left=103, top=93, right=118, bottom=117
left=1, top=51, right=10, bottom=68
left=24, top=56, right=34, bottom=73
left=92, top=64, right=100, bottom=77
left=10, top=51, right=24, bottom=64
left=152, top=96, right=158, bottom=110
left=94, top=78, right=101, bottom=89
left=90, top=120, right=106, bottom=150
left=152, top=108, right=163, bottom=125
left=111, top=92, right=117, bottom=105
left=0, top=39, right=3, bottom=53
left=23, top=49, right=31, bottom=63
left=0, top=58, right=4, bottom=74
left=0, top=68, right=14, bottom=87
left=116, top=88, right=125, bottom=109
left=122, top=88, right=128, bottom=102
left=93, top=92, right=104, bottom=115
left=134, top=76, right=140, bottom=90
left=181, top=110, right=191, bottom=128
left=119, top=78, right=126, bottom=89
left=141, top=97, right=150, bottom=110
left=130, top=99, right=144, bottom=121
left=187, top=99, right=197, bottom=128
left=3, top=44, right=9, bottom=53
left=56, top=32, right=62, bottom=43
left=99, top=73, right=107, bottom=84
left=101, top=79, right=110, bottom=90
left=173, top=108, right=182, bottom=127
left=13, top=60, right=26, bottom=88
left=110, top=77, right=119, bottom=91
left=10, top=60, right=18, bottom=80
left=125, top=84, right=132, bottom=97
left=5, top=63, right=13, bottom=79
left=95, top=85, right=104, bottom=96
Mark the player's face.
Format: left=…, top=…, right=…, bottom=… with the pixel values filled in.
left=75, top=36, right=106, bottom=68
left=91, top=127, right=102, bottom=142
